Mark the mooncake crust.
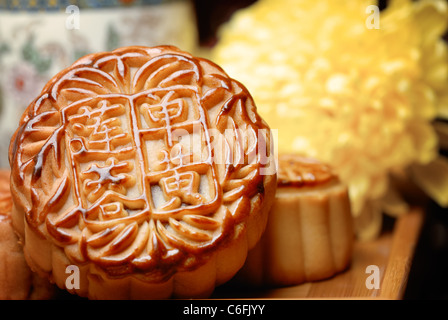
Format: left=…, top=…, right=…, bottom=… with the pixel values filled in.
left=9, top=46, right=276, bottom=299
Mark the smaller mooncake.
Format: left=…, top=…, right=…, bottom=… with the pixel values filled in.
left=235, top=154, right=354, bottom=287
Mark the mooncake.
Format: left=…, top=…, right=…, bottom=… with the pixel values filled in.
left=235, top=154, right=353, bottom=287
left=8, top=46, right=276, bottom=299
left=0, top=170, right=56, bottom=299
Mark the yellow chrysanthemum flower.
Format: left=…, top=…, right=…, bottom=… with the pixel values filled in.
left=212, top=0, right=448, bottom=239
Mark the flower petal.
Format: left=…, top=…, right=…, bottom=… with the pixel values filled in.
left=381, top=184, right=410, bottom=217
left=354, top=200, right=383, bottom=241
left=411, top=156, right=448, bottom=207
left=433, top=121, right=448, bottom=150
left=414, top=0, right=448, bottom=42
left=436, top=93, right=448, bottom=120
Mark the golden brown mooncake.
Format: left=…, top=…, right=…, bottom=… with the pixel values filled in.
left=0, top=170, right=56, bottom=300
left=0, top=170, right=12, bottom=215
left=8, top=46, right=276, bottom=299
left=234, top=154, right=353, bottom=287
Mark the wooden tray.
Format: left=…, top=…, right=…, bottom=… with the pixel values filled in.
left=213, top=208, right=424, bottom=300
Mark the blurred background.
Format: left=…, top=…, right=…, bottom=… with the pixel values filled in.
left=0, top=0, right=447, bottom=299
